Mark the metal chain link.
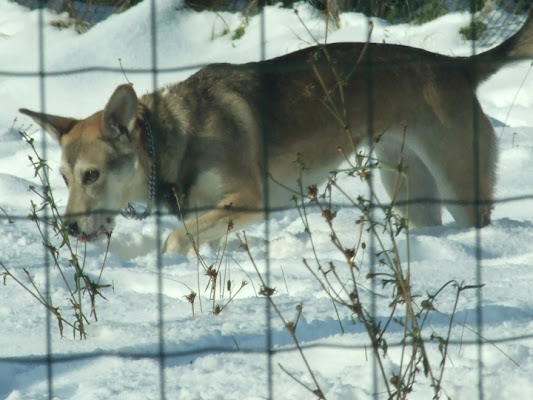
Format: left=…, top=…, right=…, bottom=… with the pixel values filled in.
left=121, top=116, right=155, bottom=220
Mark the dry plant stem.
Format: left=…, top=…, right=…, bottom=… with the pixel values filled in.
left=383, top=217, right=423, bottom=397
left=385, top=214, right=438, bottom=396
left=300, top=118, right=398, bottom=398
left=196, top=244, right=204, bottom=313
left=221, top=258, right=229, bottom=298
left=212, top=218, right=233, bottom=301
left=444, top=310, right=518, bottom=367
left=96, top=233, right=112, bottom=285
left=14, top=129, right=111, bottom=339
left=293, top=10, right=491, bottom=397
left=278, top=363, right=325, bottom=399
left=389, top=122, right=410, bottom=206
left=213, top=280, right=247, bottom=315
left=37, top=189, right=95, bottom=330
left=229, top=255, right=258, bottom=296
left=29, top=189, right=90, bottom=336
left=269, top=172, right=311, bottom=199
left=281, top=265, right=290, bottom=296
left=164, top=274, right=198, bottom=317
left=500, top=61, right=533, bottom=137
left=331, top=298, right=345, bottom=333
left=299, top=156, right=450, bottom=397
left=172, top=190, right=206, bottom=312
left=293, top=195, right=324, bottom=274
left=1, top=263, right=77, bottom=337
left=301, top=243, right=392, bottom=398
left=211, top=12, right=231, bottom=40
left=430, top=281, right=518, bottom=393
left=118, top=58, right=133, bottom=85
left=309, top=21, right=374, bottom=159
left=172, top=188, right=243, bottom=315
left=237, top=231, right=326, bottom=399
left=302, top=187, right=371, bottom=305
left=0, top=205, right=13, bottom=223
left=294, top=9, right=320, bottom=44
left=29, top=201, right=75, bottom=297
left=381, top=130, right=416, bottom=397
left=434, top=282, right=465, bottom=393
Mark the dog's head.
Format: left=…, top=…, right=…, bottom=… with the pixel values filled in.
left=20, top=84, right=148, bottom=242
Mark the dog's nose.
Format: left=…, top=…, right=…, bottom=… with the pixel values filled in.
left=67, top=222, right=79, bottom=236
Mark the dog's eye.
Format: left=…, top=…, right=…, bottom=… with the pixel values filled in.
left=82, top=170, right=100, bottom=185
left=61, top=174, right=69, bottom=187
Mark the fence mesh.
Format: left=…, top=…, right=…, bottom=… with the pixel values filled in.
left=1, top=0, right=533, bottom=399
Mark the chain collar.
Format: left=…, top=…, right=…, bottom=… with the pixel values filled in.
left=121, top=116, right=156, bottom=220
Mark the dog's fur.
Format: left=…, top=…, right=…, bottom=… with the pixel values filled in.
left=20, top=10, right=533, bottom=254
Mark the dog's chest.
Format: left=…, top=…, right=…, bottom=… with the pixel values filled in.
left=186, top=168, right=224, bottom=209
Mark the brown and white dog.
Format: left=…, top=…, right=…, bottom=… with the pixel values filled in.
left=20, top=9, right=533, bottom=253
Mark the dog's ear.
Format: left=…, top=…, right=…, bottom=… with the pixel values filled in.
left=19, top=108, right=78, bottom=142
left=102, top=84, right=138, bottom=140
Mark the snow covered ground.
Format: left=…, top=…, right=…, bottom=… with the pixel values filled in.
left=1, top=1, right=533, bottom=399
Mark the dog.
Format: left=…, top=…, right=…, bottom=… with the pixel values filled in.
left=20, top=9, right=533, bottom=254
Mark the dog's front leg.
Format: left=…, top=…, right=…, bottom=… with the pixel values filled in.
left=162, top=194, right=263, bottom=254
left=162, top=227, right=193, bottom=254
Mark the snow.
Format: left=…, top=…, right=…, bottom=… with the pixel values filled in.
left=1, top=1, right=533, bottom=399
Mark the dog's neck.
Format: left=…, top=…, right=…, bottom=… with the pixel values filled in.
left=121, top=107, right=156, bottom=220
left=134, top=91, right=196, bottom=219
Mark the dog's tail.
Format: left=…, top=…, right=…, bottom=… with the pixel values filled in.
left=473, top=6, right=533, bottom=84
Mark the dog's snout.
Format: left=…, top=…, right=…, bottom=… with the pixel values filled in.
left=67, top=222, right=79, bottom=236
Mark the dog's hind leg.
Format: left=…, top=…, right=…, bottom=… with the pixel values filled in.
left=375, top=137, right=442, bottom=227
left=422, top=102, right=496, bottom=228
left=441, top=113, right=496, bottom=227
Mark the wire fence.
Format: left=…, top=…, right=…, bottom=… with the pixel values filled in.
left=2, top=0, right=533, bottom=399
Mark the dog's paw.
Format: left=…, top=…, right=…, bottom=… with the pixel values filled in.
left=162, top=230, right=193, bottom=254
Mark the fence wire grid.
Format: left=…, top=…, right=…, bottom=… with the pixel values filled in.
left=1, top=0, right=533, bottom=399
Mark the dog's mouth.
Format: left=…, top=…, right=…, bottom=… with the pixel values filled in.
left=77, top=231, right=100, bottom=242
left=76, top=228, right=113, bottom=243
left=72, top=217, right=115, bottom=243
